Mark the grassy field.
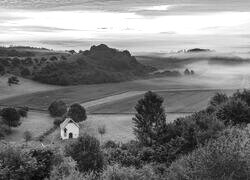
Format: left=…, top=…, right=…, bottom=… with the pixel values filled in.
left=45, top=113, right=189, bottom=144
left=0, top=76, right=208, bottom=110
left=0, top=74, right=60, bottom=100
left=4, top=111, right=54, bottom=142
left=88, top=89, right=235, bottom=114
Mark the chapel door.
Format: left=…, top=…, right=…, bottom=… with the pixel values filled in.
left=69, top=133, right=73, bottom=139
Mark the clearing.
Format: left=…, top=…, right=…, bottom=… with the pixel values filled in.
left=45, top=113, right=189, bottom=144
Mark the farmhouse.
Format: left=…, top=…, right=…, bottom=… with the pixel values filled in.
left=60, top=118, right=79, bottom=140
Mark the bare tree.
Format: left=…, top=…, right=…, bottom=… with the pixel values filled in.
left=23, top=131, right=32, bottom=146
left=98, top=125, right=106, bottom=144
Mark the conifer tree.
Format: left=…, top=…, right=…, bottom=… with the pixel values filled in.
left=133, top=91, right=166, bottom=146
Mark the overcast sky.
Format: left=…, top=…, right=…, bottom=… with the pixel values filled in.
left=1, top=0, right=250, bottom=53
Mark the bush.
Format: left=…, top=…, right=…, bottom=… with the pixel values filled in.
left=103, top=140, right=119, bottom=149
left=30, top=148, right=55, bottom=180
left=167, top=127, right=250, bottom=180
left=8, top=76, right=19, bottom=86
left=0, top=64, right=5, bottom=75
left=106, top=147, right=142, bottom=168
left=53, top=117, right=64, bottom=127
left=48, top=100, right=67, bottom=117
left=0, top=145, right=38, bottom=180
left=50, top=56, right=58, bottom=61
left=1, top=107, right=21, bottom=130
left=12, top=57, right=21, bottom=66
left=207, top=92, right=228, bottom=113
left=65, top=134, right=104, bottom=173
left=0, top=122, right=11, bottom=138
left=101, top=164, right=161, bottom=180
left=216, top=99, right=250, bottom=125
left=67, top=103, right=87, bottom=122
left=148, top=111, right=225, bottom=165
left=232, top=89, right=250, bottom=106
left=21, top=68, right=31, bottom=77
left=23, top=130, right=32, bottom=143
left=104, top=140, right=143, bottom=168
left=18, top=106, right=29, bottom=117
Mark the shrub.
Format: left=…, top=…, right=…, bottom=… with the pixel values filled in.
left=8, top=76, right=19, bottom=86
left=149, top=111, right=225, bottom=165
left=23, top=57, right=33, bottom=65
left=48, top=100, right=67, bottom=117
left=184, top=69, right=190, bottom=75
left=30, top=148, right=55, bottom=180
left=1, top=107, right=21, bottom=130
left=65, top=134, right=104, bottom=173
left=167, top=127, right=250, bottom=180
left=50, top=56, right=58, bottom=61
left=104, top=140, right=142, bottom=168
left=23, top=130, right=32, bottom=144
left=98, top=125, right=106, bottom=143
left=103, top=140, right=119, bottom=149
left=21, top=68, right=31, bottom=77
left=0, top=64, right=5, bottom=75
left=12, top=57, right=21, bottom=66
left=18, top=106, right=29, bottom=117
left=67, top=103, right=87, bottom=122
left=0, top=122, right=11, bottom=138
left=54, top=117, right=64, bottom=127
left=106, top=147, right=142, bottom=168
left=49, top=156, right=80, bottom=180
left=101, top=164, right=161, bottom=180
left=216, top=99, right=250, bottom=125
left=207, top=92, right=228, bottom=113
left=0, top=145, right=38, bottom=180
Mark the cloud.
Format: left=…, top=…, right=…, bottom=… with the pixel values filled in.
left=1, top=0, right=250, bottom=13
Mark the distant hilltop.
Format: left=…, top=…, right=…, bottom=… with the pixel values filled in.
left=0, top=44, right=156, bottom=85
left=177, top=48, right=212, bottom=53
left=187, top=48, right=212, bottom=53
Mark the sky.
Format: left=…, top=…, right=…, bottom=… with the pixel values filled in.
left=0, top=0, right=250, bottom=53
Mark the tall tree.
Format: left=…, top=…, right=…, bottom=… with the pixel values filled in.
left=67, top=103, right=87, bottom=122
left=48, top=100, right=67, bottom=117
left=133, top=91, right=167, bottom=146
left=1, top=107, right=21, bottom=131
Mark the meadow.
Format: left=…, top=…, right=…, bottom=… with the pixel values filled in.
left=44, top=113, right=189, bottom=144
left=88, top=89, right=235, bottom=114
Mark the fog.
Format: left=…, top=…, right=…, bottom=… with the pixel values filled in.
left=183, top=60, right=250, bottom=89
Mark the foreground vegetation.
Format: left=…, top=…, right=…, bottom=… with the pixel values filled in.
left=1, top=89, right=250, bottom=179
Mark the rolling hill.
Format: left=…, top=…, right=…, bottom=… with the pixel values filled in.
left=0, top=44, right=156, bottom=85
left=33, top=44, right=155, bottom=85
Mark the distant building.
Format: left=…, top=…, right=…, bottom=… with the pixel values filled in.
left=60, top=118, right=79, bottom=140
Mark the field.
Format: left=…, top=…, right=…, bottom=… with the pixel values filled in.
left=0, top=74, right=60, bottom=100
left=44, top=113, right=189, bottom=144
left=4, top=88, right=235, bottom=143
left=4, top=111, right=54, bottom=142
left=88, top=89, right=235, bottom=114
left=0, top=76, right=207, bottom=110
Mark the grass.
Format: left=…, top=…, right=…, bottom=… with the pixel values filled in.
left=0, top=74, right=60, bottom=100
left=0, top=76, right=207, bottom=110
left=89, top=89, right=235, bottom=114
left=45, top=113, right=189, bottom=144
left=4, top=111, right=54, bottom=142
